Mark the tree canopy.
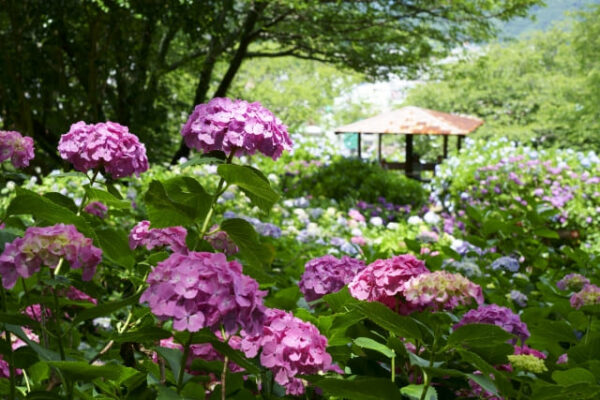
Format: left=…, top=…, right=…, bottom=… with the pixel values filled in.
left=0, top=0, right=541, bottom=168
left=403, top=4, right=600, bottom=151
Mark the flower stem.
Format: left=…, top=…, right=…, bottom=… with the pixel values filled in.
left=76, top=169, right=100, bottom=216
left=177, top=332, right=195, bottom=393
left=199, top=150, right=236, bottom=238
left=221, top=355, right=229, bottom=400
left=391, top=355, right=396, bottom=382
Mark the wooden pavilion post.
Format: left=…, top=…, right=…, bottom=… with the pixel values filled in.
left=405, top=134, right=413, bottom=177
left=357, top=133, right=362, bottom=159
left=457, top=135, right=464, bottom=151
left=443, top=135, right=448, bottom=159
left=377, top=133, right=382, bottom=163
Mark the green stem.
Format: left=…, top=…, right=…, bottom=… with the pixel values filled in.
left=391, top=356, right=395, bottom=383
left=420, top=334, right=438, bottom=400
left=221, top=355, right=229, bottom=400
left=76, top=169, right=100, bottom=216
left=177, top=333, right=195, bottom=393
left=199, top=150, right=236, bottom=238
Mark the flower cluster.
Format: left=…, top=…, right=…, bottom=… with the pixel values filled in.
left=0, top=224, right=102, bottom=289
left=348, top=254, right=429, bottom=311
left=181, top=97, right=292, bottom=160
left=84, top=201, right=108, bottom=219
left=140, top=252, right=266, bottom=335
left=129, top=220, right=187, bottom=254
left=58, top=121, right=148, bottom=178
left=204, top=226, right=238, bottom=256
left=570, top=284, right=600, bottom=309
left=299, top=255, right=366, bottom=302
left=490, top=256, right=520, bottom=272
left=240, top=308, right=335, bottom=395
left=507, top=354, right=547, bottom=373
left=454, top=304, right=530, bottom=344
left=557, top=273, right=590, bottom=291
left=0, top=130, right=35, bottom=168
left=402, top=271, right=483, bottom=312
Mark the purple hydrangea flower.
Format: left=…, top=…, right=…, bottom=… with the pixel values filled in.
left=454, top=304, right=530, bottom=344
left=181, top=97, right=293, bottom=160
left=84, top=201, right=108, bottom=219
left=0, top=130, right=35, bottom=168
left=140, top=252, right=267, bottom=335
left=0, top=224, right=102, bottom=289
left=240, top=308, right=337, bottom=395
left=58, top=121, right=149, bottom=178
left=557, top=273, right=590, bottom=292
left=299, top=255, right=366, bottom=302
left=570, top=284, right=600, bottom=309
left=129, top=220, right=187, bottom=254
left=204, top=225, right=238, bottom=256
left=490, top=256, right=520, bottom=272
left=348, top=254, right=429, bottom=313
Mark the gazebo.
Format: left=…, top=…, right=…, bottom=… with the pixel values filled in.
left=334, top=106, right=484, bottom=178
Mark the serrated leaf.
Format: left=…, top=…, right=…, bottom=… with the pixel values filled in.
left=95, top=227, right=134, bottom=268
left=354, top=301, right=421, bottom=340
left=220, top=218, right=273, bottom=269
left=217, top=164, right=279, bottom=212
left=73, top=292, right=141, bottom=325
left=84, top=185, right=130, bottom=209
left=354, top=337, right=395, bottom=358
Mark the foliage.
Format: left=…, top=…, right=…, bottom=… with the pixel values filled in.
left=403, top=5, right=600, bottom=151
left=285, top=157, right=427, bottom=207
left=0, top=0, right=542, bottom=167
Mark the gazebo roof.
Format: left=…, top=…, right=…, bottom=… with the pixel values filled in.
left=334, top=106, right=484, bottom=136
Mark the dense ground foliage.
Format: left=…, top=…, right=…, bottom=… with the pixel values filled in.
left=1, top=98, right=600, bottom=400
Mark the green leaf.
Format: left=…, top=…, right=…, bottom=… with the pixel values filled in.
left=354, top=301, right=422, bottom=340
left=322, top=287, right=360, bottom=313
left=43, top=192, right=77, bottom=212
left=6, top=188, right=93, bottom=236
left=553, top=368, right=596, bottom=386
left=180, top=154, right=224, bottom=168
left=354, top=337, right=395, bottom=358
left=112, top=326, right=172, bottom=343
left=0, top=312, right=39, bottom=329
left=144, top=178, right=211, bottom=228
left=448, top=324, right=514, bottom=348
left=313, top=377, right=402, bottom=400
left=217, top=164, right=279, bottom=212
left=400, top=384, right=437, bottom=400
left=95, top=227, right=134, bottom=268
left=534, top=228, right=560, bottom=239
left=220, top=218, right=273, bottom=268
left=156, top=347, right=182, bottom=383
left=83, top=185, right=130, bottom=209
left=73, top=292, right=141, bottom=325
left=47, top=361, right=134, bottom=381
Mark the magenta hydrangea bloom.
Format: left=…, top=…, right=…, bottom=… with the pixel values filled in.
left=58, top=121, right=148, bottom=178
left=62, top=286, right=97, bottom=305
left=403, top=271, right=483, bottom=312
left=240, top=308, right=337, bottom=395
left=23, top=304, right=51, bottom=323
left=140, top=252, right=266, bottom=335
left=84, top=201, right=108, bottom=219
left=129, top=220, right=187, bottom=254
left=300, top=255, right=366, bottom=302
left=0, top=130, right=35, bottom=168
left=204, top=225, right=238, bottom=256
left=348, top=254, right=429, bottom=311
left=181, top=97, right=293, bottom=160
left=514, top=345, right=546, bottom=360
left=454, top=304, right=530, bottom=344
left=570, top=284, right=600, bottom=309
left=0, top=224, right=102, bottom=289
left=557, top=273, right=590, bottom=292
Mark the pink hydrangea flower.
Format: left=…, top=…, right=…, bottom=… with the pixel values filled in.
left=514, top=345, right=546, bottom=359
left=240, top=308, right=337, bottom=395
left=348, top=209, right=365, bottom=222
left=181, top=97, right=292, bottom=160
left=0, top=224, right=102, bottom=289
left=402, top=271, right=483, bottom=312
left=204, top=226, right=238, bottom=256
left=62, top=286, right=97, bottom=304
left=557, top=273, right=590, bottom=292
left=570, top=284, right=600, bottom=309
left=454, top=304, right=530, bottom=344
left=0, top=130, right=35, bottom=168
left=84, top=201, right=108, bottom=219
left=557, top=353, right=568, bottom=364
left=23, top=304, right=51, bottom=322
left=0, top=327, right=39, bottom=378
left=299, top=255, right=366, bottom=302
left=58, top=121, right=148, bottom=178
left=140, top=252, right=266, bottom=335
left=129, top=220, right=187, bottom=254
left=348, top=254, right=429, bottom=312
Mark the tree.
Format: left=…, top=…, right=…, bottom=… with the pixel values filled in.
left=0, top=0, right=542, bottom=169
left=402, top=5, right=600, bottom=151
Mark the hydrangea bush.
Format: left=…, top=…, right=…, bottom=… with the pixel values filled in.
left=0, top=104, right=600, bottom=399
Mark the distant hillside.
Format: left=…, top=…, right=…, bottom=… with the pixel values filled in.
left=499, top=0, right=600, bottom=38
